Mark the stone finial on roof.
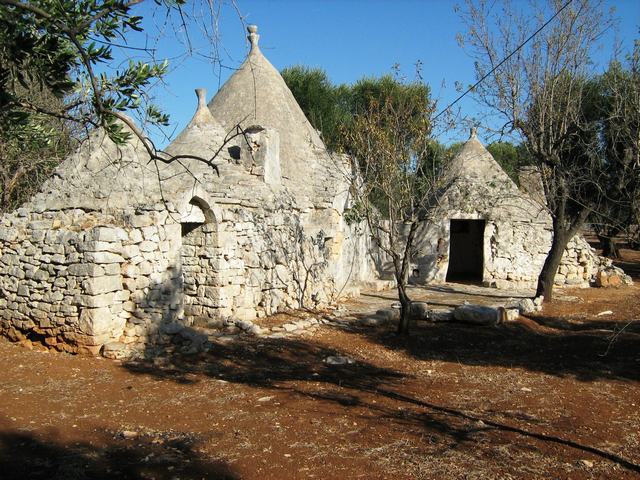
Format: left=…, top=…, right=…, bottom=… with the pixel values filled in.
left=189, top=88, right=216, bottom=127
left=247, top=24, right=260, bottom=50
left=470, top=126, right=478, bottom=139
left=165, top=87, right=224, bottom=157
left=196, top=88, right=207, bottom=108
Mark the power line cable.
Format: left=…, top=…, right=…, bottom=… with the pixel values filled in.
left=434, top=0, right=574, bottom=120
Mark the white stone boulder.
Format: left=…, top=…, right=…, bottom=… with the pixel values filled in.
left=102, top=342, right=129, bottom=360
left=409, top=301, right=429, bottom=320
left=453, top=305, right=500, bottom=325
left=516, top=298, right=536, bottom=314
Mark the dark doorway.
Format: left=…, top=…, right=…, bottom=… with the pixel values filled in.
left=446, top=219, right=485, bottom=283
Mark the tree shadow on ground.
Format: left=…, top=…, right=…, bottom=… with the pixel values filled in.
left=126, top=335, right=405, bottom=390
left=355, top=315, right=640, bottom=383
left=529, top=313, right=640, bottom=333
left=614, top=256, right=640, bottom=279
left=120, top=327, right=640, bottom=475
left=118, top=245, right=640, bottom=476
left=0, top=424, right=238, bottom=480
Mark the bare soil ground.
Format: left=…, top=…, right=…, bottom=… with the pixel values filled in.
left=1, top=251, right=639, bottom=479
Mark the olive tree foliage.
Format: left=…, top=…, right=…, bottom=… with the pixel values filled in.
left=280, top=66, right=351, bottom=151
left=282, top=66, right=432, bottom=156
left=486, top=142, right=532, bottom=184
left=458, top=0, right=617, bottom=301
left=0, top=0, right=241, bottom=211
left=0, top=84, right=75, bottom=211
left=590, top=44, right=640, bottom=257
left=0, top=0, right=184, bottom=142
left=283, top=65, right=534, bottom=191
left=343, top=78, right=444, bottom=334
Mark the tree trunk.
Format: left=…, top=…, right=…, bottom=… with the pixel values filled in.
left=597, top=233, right=620, bottom=259
left=535, top=229, right=569, bottom=302
left=395, top=222, right=418, bottom=335
left=396, top=283, right=411, bottom=335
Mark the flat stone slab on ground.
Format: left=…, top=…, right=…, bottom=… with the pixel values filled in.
left=453, top=304, right=500, bottom=325
left=324, top=355, right=355, bottom=365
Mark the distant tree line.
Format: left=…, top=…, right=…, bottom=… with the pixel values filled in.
left=281, top=65, right=534, bottom=184
left=284, top=17, right=639, bottom=305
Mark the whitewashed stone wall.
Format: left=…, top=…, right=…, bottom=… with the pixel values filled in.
left=410, top=215, right=597, bottom=290
left=0, top=190, right=376, bottom=355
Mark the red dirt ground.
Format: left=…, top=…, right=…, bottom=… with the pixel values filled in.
left=0, top=251, right=639, bottom=479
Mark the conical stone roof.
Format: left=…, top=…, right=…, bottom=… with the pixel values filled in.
left=445, top=128, right=515, bottom=187
left=208, top=25, right=326, bottom=184
left=27, top=117, right=162, bottom=211
left=438, top=128, right=546, bottom=221
left=165, top=88, right=226, bottom=158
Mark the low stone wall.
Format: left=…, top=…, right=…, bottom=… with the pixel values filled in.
left=0, top=210, right=130, bottom=354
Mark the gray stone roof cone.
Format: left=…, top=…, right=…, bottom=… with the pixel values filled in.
left=208, top=25, right=327, bottom=185
left=434, top=127, right=547, bottom=223
left=445, top=127, right=515, bottom=187
left=165, top=88, right=226, bottom=158
left=26, top=116, right=160, bottom=211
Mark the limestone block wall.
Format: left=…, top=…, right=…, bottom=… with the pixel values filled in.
left=409, top=214, right=597, bottom=289
left=210, top=201, right=336, bottom=318
left=328, top=219, right=383, bottom=297
left=555, top=235, right=598, bottom=286
left=0, top=195, right=369, bottom=354
left=484, top=221, right=595, bottom=288
left=114, top=211, right=183, bottom=349
left=0, top=208, right=188, bottom=353
left=0, top=210, right=131, bottom=354
left=484, top=220, right=551, bottom=288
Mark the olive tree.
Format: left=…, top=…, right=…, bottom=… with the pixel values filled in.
left=343, top=77, right=445, bottom=334
left=458, top=0, right=616, bottom=301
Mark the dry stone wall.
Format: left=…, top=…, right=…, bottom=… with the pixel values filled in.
left=485, top=220, right=596, bottom=289
left=0, top=189, right=372, bottom=356
left=0, top=210, right=131, bottom=354
left=410, top=215, right=597, bottom=290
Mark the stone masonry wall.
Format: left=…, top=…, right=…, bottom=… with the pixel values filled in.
left=0, top=195, right=356, bottom=355
left=0, top=209, right=131, bottom=354
left=485, top=221, right=596, bottom=289
left=410, top=215, right=597, bottom=290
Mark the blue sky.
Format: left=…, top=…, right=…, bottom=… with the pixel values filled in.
left=121, top=0, right=640, bottom=147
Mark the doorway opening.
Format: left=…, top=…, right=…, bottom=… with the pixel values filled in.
left=180, top=197, right=218, bottom=322
left=446, top=219, right=485, bottom=283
